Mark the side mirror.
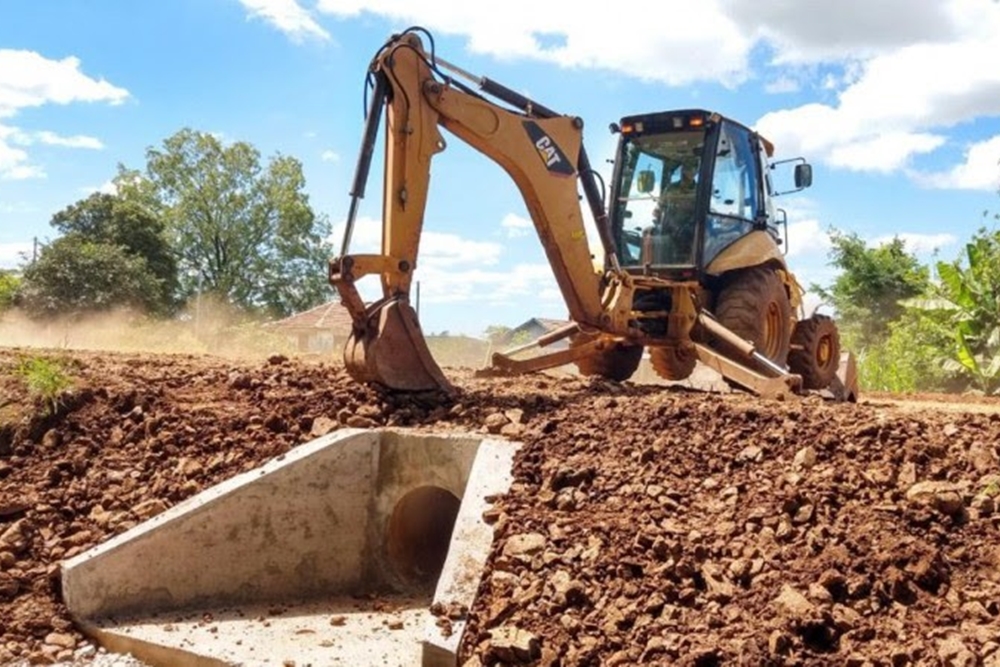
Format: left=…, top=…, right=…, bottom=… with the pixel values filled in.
left=794, top=163, right=813, bottom=189
left=636, top=169, right=656, bottom=194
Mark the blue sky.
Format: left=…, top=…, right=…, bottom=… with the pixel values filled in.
left=2, top=0, right=999, bottom=336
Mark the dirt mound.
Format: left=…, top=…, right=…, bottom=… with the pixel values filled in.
left=1, top=348, right=999, bottom=665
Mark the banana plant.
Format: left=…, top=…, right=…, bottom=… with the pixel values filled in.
left=929, top=229, right=1000, bottom=394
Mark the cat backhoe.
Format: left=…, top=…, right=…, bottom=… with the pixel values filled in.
left=329, top=28, right=857, bottom=401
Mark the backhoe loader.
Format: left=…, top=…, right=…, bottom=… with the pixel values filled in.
left=329, top=28, right=857, bottom=401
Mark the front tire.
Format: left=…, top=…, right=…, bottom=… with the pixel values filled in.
left=714, top=266, right=792, bottom=365
left=788, top=315, right=840, bottom=389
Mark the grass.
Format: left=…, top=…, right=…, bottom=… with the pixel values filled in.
left=13, top=354, right=74, bottom=415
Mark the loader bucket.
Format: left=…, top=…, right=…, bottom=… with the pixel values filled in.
left=344, top=296, right=454, bottom=392
left=829, top=351, right=859, bottom=402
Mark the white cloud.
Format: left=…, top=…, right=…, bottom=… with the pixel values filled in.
left=78, top=180, right=118, bottom=195
left=34, top=131, right=104, bottom=149
left=756, top=1, right=1000, bottom=181
left=2, top=164, right=45, bottom=180
left=0, top=49, right=127, bottom=179
left=316, top=0, right=754, bottom=87
left=328, top=215, right=557, bottom=307
left=239, top=0, right=330, bottom=42
left=500, top=212, right=532, bottom=238
left=913, top=134, right=1000, bottom=190
left=0, top=242, right=33, bottom=269
left=785, top=218, right=831, bottom=259
left=0, top=50, right=129, bottom=115
left=827, top=132, right=946, bottom=173
left=320, top=149, right=339, bottom=162
left=309, top=1, right=1000, bottom=186
left=724, top=0, right=957, bottom=64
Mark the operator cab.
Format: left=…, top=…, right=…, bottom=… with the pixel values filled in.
left=608, top=109, right=810, bottom=277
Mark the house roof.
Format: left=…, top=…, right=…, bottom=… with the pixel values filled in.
left=267, top=301, right=354, bottom=333
left=510, top=317, right=571, bottom=334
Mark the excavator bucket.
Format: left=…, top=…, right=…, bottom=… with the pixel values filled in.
left=343, top=296, right=454, bottom=393
left=827, top=351, right=859, bottom=402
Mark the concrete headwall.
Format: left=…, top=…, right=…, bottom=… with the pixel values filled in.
left=61, top=428, right=487, bottom=620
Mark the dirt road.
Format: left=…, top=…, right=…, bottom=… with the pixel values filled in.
left=1, top=348, right=999, bottom=665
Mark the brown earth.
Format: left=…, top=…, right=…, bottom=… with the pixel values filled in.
left=1, top=347, right=999, bottom=666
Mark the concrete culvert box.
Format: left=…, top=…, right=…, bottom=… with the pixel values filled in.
left=60, top=428, right=519, bottom=667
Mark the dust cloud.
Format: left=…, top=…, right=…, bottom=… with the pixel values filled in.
left=0, top=297, right=298, bottom=360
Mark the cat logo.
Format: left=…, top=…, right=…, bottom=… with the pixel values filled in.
left=522, top=121, right=575, bottom=176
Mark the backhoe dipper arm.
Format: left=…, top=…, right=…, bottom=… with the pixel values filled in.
left=330, top=31, right=610, bottom=391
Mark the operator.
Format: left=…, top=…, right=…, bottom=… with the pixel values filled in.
left=648, top=162, right=699, bottom=263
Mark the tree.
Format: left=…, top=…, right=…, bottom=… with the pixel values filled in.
left=48, top=193, right=178, bottom=312
left=917, top=227, right=1000, bottom=393
left=0, top=271, right=19, bottom=312
left=18, top=239, right=163, bottom=317
left=814, top=230, right=929, bottom=348
left=117, top=129, right=332, bottom=318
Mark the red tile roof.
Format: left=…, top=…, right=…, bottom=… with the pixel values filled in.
left=267, top=301, right=354, bottom=334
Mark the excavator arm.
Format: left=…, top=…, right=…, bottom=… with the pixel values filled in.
left=330, top=30, right=625, bottom=391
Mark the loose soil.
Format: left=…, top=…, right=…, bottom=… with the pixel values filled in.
left=1, top=347, right=999, bottom=666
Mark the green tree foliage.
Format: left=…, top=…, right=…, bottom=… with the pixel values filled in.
left=0, top=271, right=19, bottom=312
left=118, top=129, right=332, bottom=318
left=18, top=239, right=164, bottom=317
left=918, top=227, right=1000, bottom=393
left=49, top=193, right=178, bottom=312
left=814, top=230, right=930, bottom=348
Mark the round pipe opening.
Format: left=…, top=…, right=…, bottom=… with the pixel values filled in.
left=386, top=485, right=461, bottom=589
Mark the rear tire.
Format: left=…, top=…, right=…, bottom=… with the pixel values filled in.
left=788, top=315, right=840, bottom=389
left=573, top=337, right=643, bottom=382
left=650, top=345, right=696, bottom=381
left=714, top=266, right=792, bottom=365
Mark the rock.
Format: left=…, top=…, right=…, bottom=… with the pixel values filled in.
left=768, top=629, right=792, bottom=655
left=500, top=422, right=525, bottom=438
left=310, top=416, right=338, bottom=437
left=937, top=634, right=976, bottom=667
left=906, top=481, right=965, bottom=516
left=0, top=572, right=19, bottom=601
left=484, top=413, right=509, bottom=434
left=793, top=446, right=817, bottom=470
left=0, top=520, right=29, bottom=555
left=774, top=584, right=816, bottom=620
left=41, top=429, right=61, bottom=449
left=971, top=493, right=995, bottom=515
left=43, top=633, right=75, bottom=649
left=831, top=604, right=861, bottom=632
left=898, top=461, right=918, bottom=488
left=345, top=415, right=378, bottom=429
left=702, top=563, right=735, bottom=603
left=549, top=570, right=589, bottom=608
left=808, top=582, right=833, bottom=604
left=504, top=408, right=526, bottom=424
left=503, top=533, right=546, bottom=558
left=737, top=445, right=763, bottom=463
left=133, top=498, right=169, bottom=520
left=486, top=626, right=541, bottom=664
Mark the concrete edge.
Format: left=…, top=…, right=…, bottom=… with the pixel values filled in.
left=421, top=437, right=520, bottom=666
left=78, top=620, right=230, bottom=667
